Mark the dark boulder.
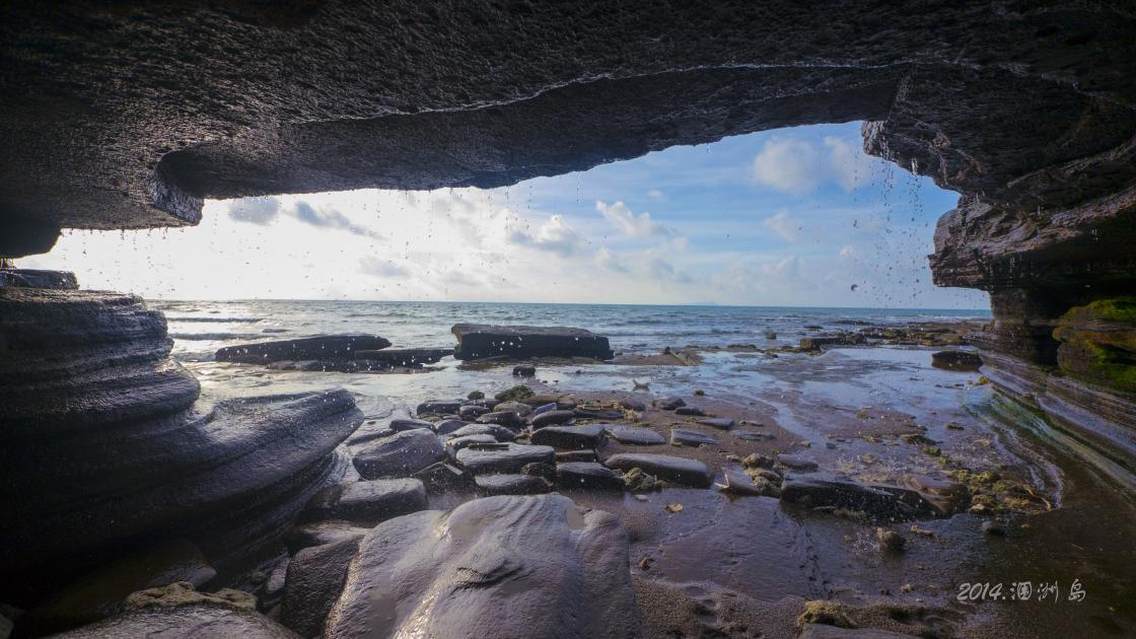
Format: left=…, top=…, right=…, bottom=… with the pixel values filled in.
left=512, top=364, right=537, bottom=377
left=605, top=425, right=666, bottom=446
left=353, top=347, right=452, bottom=367
left=476, top=410, right=524, bottom=428
left=215, top=335, right=391, bottom=364
left=416, top=400, right=463, bottom=417
left=931, top=350, right=983, bottom=372
left=780, top=475, right=943, bottom=520
left=604, top=453, right=712, bottom=487
left=445, top=434, right=499, bottom=452
left=657, top=397, right=685, bottom=410
left=452, top=324, right=614, bottom=360
left=412, top=462, right=472, bottom=493
left=352, top=429, right=445, bottom=480
left=674, top=406, right=705, bottom=416
left=324, top=495, right=638, bottom=638
left=556, top=462, right=624, bottom=491
left=285, top=521, right=368, bottom=554
left=529, top=409, right=576, bottom=429
left=389, top=417, right=435, bottom=432
left=282, top=538, right=360, bottom=638
left=474, top=473, right=552, bottom=496
left=456, top=443, right=556, bottom=475
left=669, top=428, right=718, bottom=447
left=433, top=419, right=468, bottom=435
left=446, top=423, right=516, bottom=442
left=698, top=417, right=736, bottom=430
left=530, top=424, right=608, bottom=450
left=304, top=479, right=428, bottom=524
left=458, top=404, right=490, bottom=421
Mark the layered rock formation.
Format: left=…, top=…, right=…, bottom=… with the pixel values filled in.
left=0, top=273, right=362, bottom=609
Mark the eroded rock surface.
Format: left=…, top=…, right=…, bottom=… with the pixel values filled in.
left=324, top=495, right=639, bottom=638
left=453, top=324, right=614, bottom=360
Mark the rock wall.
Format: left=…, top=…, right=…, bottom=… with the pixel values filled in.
left=0, top=272, right=363, bottom=606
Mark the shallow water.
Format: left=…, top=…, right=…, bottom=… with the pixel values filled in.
left=161, top=299, right=1134, bottom=637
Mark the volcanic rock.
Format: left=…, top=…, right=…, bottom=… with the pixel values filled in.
left=476, top=410, right=524, bottom=428
left=389, top=417, right=435, bottom=432
left=323, top=495, right=638, bottom=638
left=352, top=429, right=445, bottom=480
left=556, top=462, right=624, bottom=491
left=446, top=423, right=516, bottom=442
left=456, top=443, right=556, bottom=475
left=604, top=453, right=712, bottom=487
left=530, top=424, right=608, bottom=450
left=529, top=409, right=575, bottom=429
left=215, top=335, right=391, bottom=364
left=352, top=347, right=452, bottom=367
left=282, top=538, right=361, bottom=639
left=416, top=400, right=463, bottom=417
left=670, top=428, right=718, bottom=447
left=780, top=475, right=942, bottom=520
left=452, top=324, right=614, bottom=360
left=605, top=425, right=666, bottom=446
left=304, top=479, right=427, bottom=524
left=474, top=473, right=552, bottom=496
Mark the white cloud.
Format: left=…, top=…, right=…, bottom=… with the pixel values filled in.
left=762, top=210, right=800, bottom=243
left=507, top=214, right=587, bottom=257
left=595, top=200, right=675, bottom=239
left=359, top=257, right=409, bottom=278
left=646, top=189, right=665, bottom=201
left=752, top=135, right=879, bottom=194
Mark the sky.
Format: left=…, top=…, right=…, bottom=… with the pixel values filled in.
left=24, top=122, right=988, bottom=309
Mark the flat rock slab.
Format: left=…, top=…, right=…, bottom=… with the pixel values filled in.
left=456, top=443, right=556, bottom=475
left=447, top=423, right=516, bottom=442
left=389, top=418, right=434, bottom=432
left=674, top=406, right=705, bottom=416
left=476, top=410, right=524, bottom=428
left=604, top=453, right=712, bottom=488
left=698, top=417, right=736, bottom=430
left=352, top=429, right=445, bottom=480
left=776, top=454, right=819, bottom=472
left=735, top=430, right=776, bottom=442
left=452, top=323, right=614, bottom=360
left=412, top=462, right=472, bottom=493
left=286, top=521, right=369, bottom=554
left=458, top=405, right=490, bottom=420
left=931, top=350, right=983, bottom=371
left=780, top=475, right=942, bottom=520
left=530, top=424, right=608, bottom=450
left=324, top=495, right=638, bottom=638
left=474, top=473, right=551, bottom=496
left=416, top=400, right=462, bottom=416
left=331, top=479, right=428, bottom=523
left=605, top=425, right=666, bottom=446
left=445, top=434, right=498, bottom=452
left=215, top=335, right=391, bottom=364
left=670, top=428, right=718, bottom=447
left=353, top=348, right=452, bottom=366
left=433, top=419, right=467, bottom=435
left=529, top=409, right=575, bottom=429
left=49, top=603, right=297, bottom=638
left=556, top=462, right=624, bottom=491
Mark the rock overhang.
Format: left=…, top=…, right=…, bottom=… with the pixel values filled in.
left=1, top=2, right=1135, bottom=257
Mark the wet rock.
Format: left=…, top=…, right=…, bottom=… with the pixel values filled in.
left=529, top=409, right=575, bottom=429
left=307, top=479, right=428, bottom=524
left=521, top=461, right=558, bottom=482
left=215, top=335, right=391, bottom=364
left=799, top=333, right=866, bottom=351
left=416, top=400, right=462, bottom=417
left=573, top=407, right=624, bottom=420
left=447, top=423, right=516, bottom=442
left=718, top=468, right=779, bottom=498
left=20, top=539, right=217, bottom=636
left=324, top=495, right=637, bottom=638
left=474, top=473, right=552, bottom=495
left=49, top=602, right=295, bottom=638
left=285, top=521, right=368, bottom=554
left=352, top=429, right=445, bottom=480
left=389, top=417, right=434, bottom=432
left=476, top=410, right=524, bottom=428
left=352, top=347, right=451, bottom=367
left=931, top=350, right=983, bottom=371
left=780, top=476, right=941, bottom=520
left=620, top=398, right=647, bottom=412
left=452, top=324, right=614, bottom=360
left=556, top=450, right=599, bottom=462
left=674, top=406, right=705, bottom=417
left=512, top=364, right=536, bottom=377
left=467, top=390, right=485, bottom=400
left=412, top=461, right=472, bottom=493
left=776, top=454, right=819, bottom=472
left=669, top=428, right=718, bottom=447
left=445, top=434, right=498, bottom=452
left=530, top=424, right=608, bottom=449
left=433, top=419, right=468, bottom=436
left=876, top=527, right=907, bottom=552
left=458, top=404, right=490, bottom=421
left=126, top=581, right=255, bottom=611
left=494, top=384, right=534, bottom=402
left=556, top=462, right=624, bottom=491
left=606, top=425, right=666, bottom=445
left=456, top=443, right=556, bottom=475
left=698, top=417, right=735, bottom=430
left=657, top=397, right=685, bottom=410
left=0, top=268, right=76, bottom=289
left=604, top=453, right=712, bottom=487
left=495, top=400, right=534, bottom=417
left=799, top=624, right=921, bottom=638
left=282, top=538, right=360, bottom=639
left=735, top=430, right=775, bottom=442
